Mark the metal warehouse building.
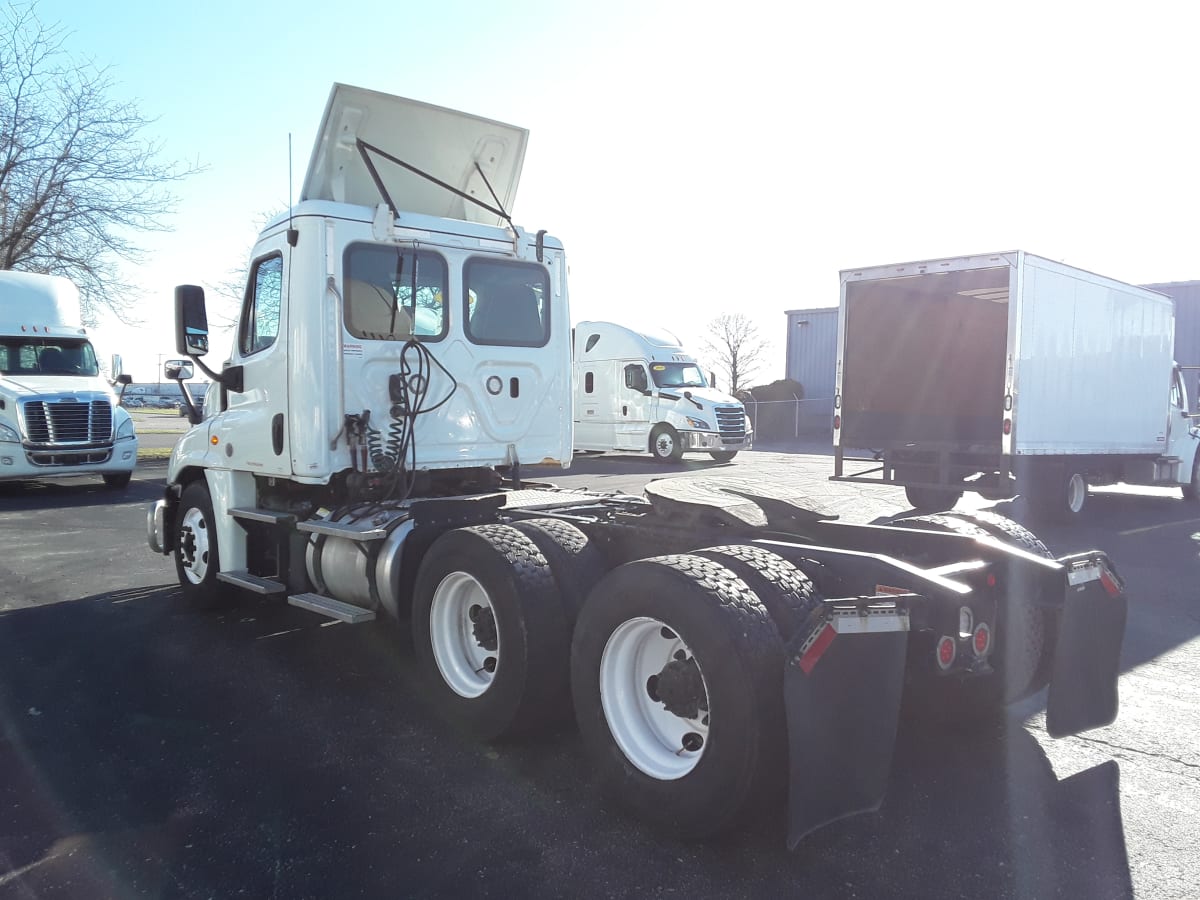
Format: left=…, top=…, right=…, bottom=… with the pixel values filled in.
left=783, top=307, right=839, bottom=433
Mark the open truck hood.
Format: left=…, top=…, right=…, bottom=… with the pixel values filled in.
left=301, top=84, right=528, bottom=227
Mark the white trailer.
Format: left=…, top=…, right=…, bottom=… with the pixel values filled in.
left=147, top=88, right=1128, bottom=848
left=573, top=321, right=751, bottom=461
left=0, top=271, right=138, bottom=488
left=833, top=251, right=1200, bottom=518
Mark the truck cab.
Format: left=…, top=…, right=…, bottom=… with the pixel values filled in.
left=0, top=271, right=138, bottom=488
left=572, top=320, right=752, bottom=461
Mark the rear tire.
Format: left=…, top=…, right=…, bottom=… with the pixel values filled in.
left=571, top=555, right=784, bottom=840
left=692, top=544, right=820, bottom=641
left=650, top=424, right=684, bottom=462
left=412, top=524, right=569, bottom=740
left=903, top=483, right=962, bottom=512
left=1025, top=462, right=1088, bottom=521
left=509, top=518, right=607, bottom=629
left=175, top=480, right=227, bottom=610
left=891, top=512, right=1050, bottom=712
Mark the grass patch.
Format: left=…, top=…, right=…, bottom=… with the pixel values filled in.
left=138, top=447, right=174, bottom=461
left=136, top=429, right=181, bottom=435
left=126, top=407, right=182, bottom=416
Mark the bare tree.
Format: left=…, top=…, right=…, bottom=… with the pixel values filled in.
left=0, top=2, right=202, bottom=324
left=702, top=313, right=767, bottom=393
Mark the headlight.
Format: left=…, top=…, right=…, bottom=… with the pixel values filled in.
left=684, top=416, right=710, bottom=430
left=116, top=416, right=136, bottom=440
left=0, top=422, right=18, bottom=443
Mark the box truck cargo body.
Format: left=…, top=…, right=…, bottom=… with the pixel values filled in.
left=833, top=251, right=1200, bottom=518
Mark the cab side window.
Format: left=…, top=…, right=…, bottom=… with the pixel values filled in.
left=240, top=254, right=283, bottom=356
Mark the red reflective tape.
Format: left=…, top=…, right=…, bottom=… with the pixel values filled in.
left=797, top=623, right=836, bottom=674
left=1099, top=568, right=1121, bottom=597
left=874, top=584, right=909, bottom=596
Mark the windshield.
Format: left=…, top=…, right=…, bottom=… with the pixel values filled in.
left=0, top=338, right=100, bottom=376
left=650, top=362, right=708, bottom=389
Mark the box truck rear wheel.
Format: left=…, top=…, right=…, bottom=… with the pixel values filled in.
left=1027, top=463, right=1088, bottom=521
left=650, top=424, right=684, bottom=462
left=413, top=524, right=569, bottom=740
left=903, top=483, right=962, bottom=512
left=570, top=554, right=784, bottom=840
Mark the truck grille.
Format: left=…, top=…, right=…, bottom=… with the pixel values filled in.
left=21, top=399, right=113, bottom=446
left=714, top=406, right=747, bottom=442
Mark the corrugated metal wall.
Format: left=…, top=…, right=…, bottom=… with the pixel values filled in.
left=1140, top=280, right=1200, bottom=369
left=784, top=307, right=839, bottom=433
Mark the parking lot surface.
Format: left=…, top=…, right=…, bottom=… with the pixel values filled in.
left=0, top=443, right=1196, bottom=898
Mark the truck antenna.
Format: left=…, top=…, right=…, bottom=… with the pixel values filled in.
left=286, top=133, right=298, bottom=247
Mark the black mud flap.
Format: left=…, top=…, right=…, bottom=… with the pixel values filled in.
left=783, top=596, right=913, bottom=849
left=1046, top=553, right=1127, bottom=738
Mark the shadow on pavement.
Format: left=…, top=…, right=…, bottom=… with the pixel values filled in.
left=0, top=585, right=1132, bottom=899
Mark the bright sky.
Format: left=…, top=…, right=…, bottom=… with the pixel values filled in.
left=33, top=0, right=1200, bottom=386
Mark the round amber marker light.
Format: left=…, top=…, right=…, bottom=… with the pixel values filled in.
left=210, top=436, right=219, bottom=445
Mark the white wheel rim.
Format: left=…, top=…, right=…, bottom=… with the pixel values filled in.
left=655, top=433, right=674, bottom=457
left=179, top=506, right=211, bottom=584
left=1066, top=473, right=1086, bottom=513
left=599, top=617, right=709, bottom=780
left=429, top=571, right=500, bottom=698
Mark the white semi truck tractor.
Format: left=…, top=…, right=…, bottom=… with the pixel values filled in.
left=148, top=85, right=1128, bottom=847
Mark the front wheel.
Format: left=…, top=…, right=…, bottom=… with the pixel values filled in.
left=649, top=424, right=684, bottom=462
left=1182, top=452, right=1200, bottom=502
left=103, top=471, right=133, bottom=490
left=175, top=480, right=226, bottom=609
left=571, top=554, right=784, bottom=840
left=708, top=450, right=738, bottom=463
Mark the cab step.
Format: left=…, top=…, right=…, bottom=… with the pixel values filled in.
left=288, top=592, right=377, bottom=624
left=217, top=570, right=288, bottom=595
left=228, top=507, right=297, bottom=526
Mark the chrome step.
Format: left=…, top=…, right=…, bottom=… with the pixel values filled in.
left=288, top=592, right=377, bottom=624
left=228, top=507, right=296, bottom=526
left=217, top=570, right=288, bottom=595
left=296, top=519, right=388, bottom=541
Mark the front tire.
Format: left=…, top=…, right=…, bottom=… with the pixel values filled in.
left=1183, top=452, right=1200, bottom=502
left=708, top=450, right=738, bottom=463
left=649, top=424, right=684, bottom=462
left=103, top=471, right=133, bottom=490
left=412, top=525, right=569, bottom=740
left=571, top=555, right=784, bottom=840
left=174, top=480, right=226, bottom=609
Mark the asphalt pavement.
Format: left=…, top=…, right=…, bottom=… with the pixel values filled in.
left=0, top=441, right=1196, bottom=899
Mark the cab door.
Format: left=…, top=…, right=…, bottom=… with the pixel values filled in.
left=217, top=244, right=291, bottom=476
left=613, top=361, right=652, bottom=449
left=1166, top=366, right=1200, bottom=476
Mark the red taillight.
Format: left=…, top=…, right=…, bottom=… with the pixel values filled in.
left=936, top=635, right=956, bottom=669
left=986, top=573, right=997, bottom=588
left=1099, top=567, right=1121, bottom=597
left=1003, top=418, right=1012, bottom=435
left=833, top=414, right=841, bottom=430
left=973, top=623, right=991, bottom=656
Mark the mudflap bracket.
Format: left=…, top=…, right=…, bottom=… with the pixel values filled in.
left=784, top=593, right=916, bottom=849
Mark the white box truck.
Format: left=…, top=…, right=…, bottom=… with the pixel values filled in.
left=832, top=250, right=1200, bottom=518
left=0, top=271, right=138, bottom=488
left=573, top=321, right=752, bottom=461
left=146, top=88, right=1127, bottom=847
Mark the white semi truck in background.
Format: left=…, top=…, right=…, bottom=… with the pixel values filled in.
left=572, top=321, right=751, bottom=461
left=146, top=86, right=1128, bottom=848
left=833, top=251, right=1200, bottom=518
left=0, top=271, right=138, bottom=488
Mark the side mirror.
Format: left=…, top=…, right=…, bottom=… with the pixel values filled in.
left=164, top=359, right=194, bottom=381
left=175, top=285, right=210, bottom=357
left=111, top=354, right=124, bottom=378
left=116, top=373, right=132, bottom=386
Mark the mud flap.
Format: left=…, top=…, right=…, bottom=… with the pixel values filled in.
left=784, top=597, right=913, bottom=849
left=1045, top=553, right=1127, bottom=738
